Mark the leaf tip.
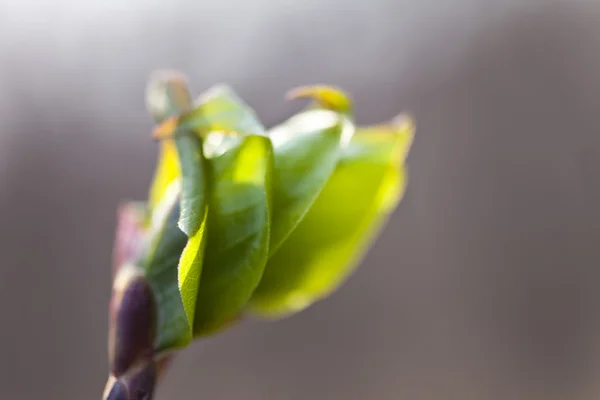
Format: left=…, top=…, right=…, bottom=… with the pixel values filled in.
left=146, top=69, right=193, bottom=123
left=391, top=113, right=416, bottom=161
left=286, top=85, right=352, bottom=114
left=391, top=113, right=415, bottom=135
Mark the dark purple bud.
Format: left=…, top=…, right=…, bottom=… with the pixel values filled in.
left=124, top=360, right=157, bottom=400
left=109, top=266, right=157, bottom=377
left=102, top=377, right=128, bottom=400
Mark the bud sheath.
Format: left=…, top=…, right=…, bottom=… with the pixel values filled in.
left=102, top=359, right=157, bottom=400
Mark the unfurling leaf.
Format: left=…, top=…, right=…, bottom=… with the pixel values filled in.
left=107, top=73, right=415, bottom=390
left=148, top=141, right=180, bottom=212
left=146, top=71, right=191, bottom=213
left=174, top=135, right=207, bottom=237
left=266, top=108, right=353, bottom=256
left=153, top=84, right=266, bottom=140
left=286, top=85, right=353, bottom=115
left=174, top=134, right=208, bottom=336
left=192, top=134, right=273, bottom=335
left=144, top=72, right=209, bottom=348
left=144, top=135, right=209, bottom=349
left=143, top=190, right=190, bottom=351
left=248, top=116, right=414, bottom=317
left=176, top=218, right=206, bottom=338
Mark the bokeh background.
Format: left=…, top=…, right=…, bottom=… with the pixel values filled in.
left=1, top=1, right=600, bottom=399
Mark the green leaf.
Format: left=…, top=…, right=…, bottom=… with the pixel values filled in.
left=148, top=141, right=180, bottom=212
left=144, top=112, right=209, bottom=351
left=145, top=72, right=210, bottom=343
left=174, top=134, right=209, bottom=335
left=286, top=85, right=353, bottom=115
left=267, top=108, right=354, bottom=256
left=192, top=134, right=273, bottom=336
left=177, top=213, right=207, bottom=338
left=153, top=85, right=265, bottom=140
left=146, top=71, right=192, bottom=213
left=143, top=183, right=190, bottom=350
left=142, top=133, right=209, bottom=348
left=152, top=134, right=207, bottom=347
left=175, top=135, right=207, bottom=236
left=248, top=117, right=414, bottom=318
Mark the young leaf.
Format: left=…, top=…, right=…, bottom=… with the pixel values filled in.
left=153, top=85, right=266, bottom=140
left=175, top=135, right=207, bottom=237
left=174, top=134, right=209, bottom=336
left=148, top=141, right=180, bottom=212
left=143, top=133, right=208, bottom=350
left=286, top=85, right=353, bottom=115
left=177, top=212, right=207, bottom=336
left=146, top=71, right=191, bottom=212
left=145, top=72, right=209, bottom=342
left=192, top=134, right=273, bottom=336
left=248, top=117, right=414, bottom=317
left=143, top=184, right=191, bottom=350
left=267, top=108, right=354, bottom=256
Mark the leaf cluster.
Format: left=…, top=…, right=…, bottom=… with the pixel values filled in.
left=117, top=72, right=414, bottom=353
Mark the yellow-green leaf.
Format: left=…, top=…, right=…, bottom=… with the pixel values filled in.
left=175, top=135, right=207, bottom=237
left=148, top=140, right=180, bottom=212
left=160, top=134, right=208, bottom=343
left=143, top=184, right=190, bottom=350
left=287, top=85, right=353, bottom=115
left=192, top=134, right=273, bottom=335
left=267, top=109, right=354, bottom=256
left=144, top=135, right=209, bottom=349
left=146, top=71, right=192, bottom=213
left=153, top=85, right=265, bottom=140
left=248, top=117, right=414, bottom=317
left=177, top=212, right=207, bottom=336
left=144, top=72, right=210, bottom=348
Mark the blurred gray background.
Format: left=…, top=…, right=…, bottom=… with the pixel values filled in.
left=1, top=1, right=600, bottom=399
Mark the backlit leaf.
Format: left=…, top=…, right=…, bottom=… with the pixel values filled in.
left=153, top=85, right=265, bottom=140
left=177, top=212, right=207, bottom=336
left=192, top=134, right=273, bottom=336
left=248, top=117, right=414, bottom=317
left=144, top=137, right=209, bottom=348
left=174, top=134, right=209, bottom=334
left=143, top=72, right=210, bottom=348
left=286, top=85, right=352, bottom=115
left=146, top=71, right=192, bottom=212
left=267, top=108, right=354, bottom=256
left=143, top=183, right=190, bottom=350
left=175, top=135, right=207, bottom=237
left=148, top=141, right=180, bottom=212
